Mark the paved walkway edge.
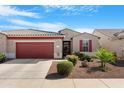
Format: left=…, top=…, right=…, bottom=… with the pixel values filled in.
left=0, top=79, right=124, bottom=88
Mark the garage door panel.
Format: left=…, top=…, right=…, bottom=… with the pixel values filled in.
left=16, top=42, right=54, bottom=58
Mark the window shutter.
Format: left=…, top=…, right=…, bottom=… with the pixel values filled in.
left=80, top=40, right=83, bottom=52
left=89, top=40, right=92, bottom=52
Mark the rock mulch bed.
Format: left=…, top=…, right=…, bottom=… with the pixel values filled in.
left=46, top=60, right=124, bottom=79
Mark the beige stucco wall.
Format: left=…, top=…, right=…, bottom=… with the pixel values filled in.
left=72, top=33, right=100, bottom=56
left=108, top=39, right=124, bottom=57
left=93, top=31, right=111, bottom=49
left=60, top=29, right=80, bottom=41
left=7, top=39, right=62, bottom=59
left=93, top=31, right=124, bottom=57
left=0, top=33, right=7, bottom=55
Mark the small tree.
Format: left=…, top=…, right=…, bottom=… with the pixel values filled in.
left=0, top=53, right=6, bottom=63
left=96, top=48, right=115, bottom=71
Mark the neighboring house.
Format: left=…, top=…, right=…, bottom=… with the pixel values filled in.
left=0, top=28, right=100, bottom=59
left=93, top=29, right=124, bottom=57
left=0, top=32, right=7, bottom=56
left=59, top=28, right=100, bottom=56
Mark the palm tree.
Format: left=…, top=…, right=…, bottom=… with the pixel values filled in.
left=96, top=48, right=115, bottom=71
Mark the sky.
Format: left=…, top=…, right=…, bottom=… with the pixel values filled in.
left=0, top=5, right=124, bottom=33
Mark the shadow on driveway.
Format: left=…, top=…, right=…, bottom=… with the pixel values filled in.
left=45, top=73, right=66, bottom=80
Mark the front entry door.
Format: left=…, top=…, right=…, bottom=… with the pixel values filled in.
left=63, top=41, right=71, bottom=57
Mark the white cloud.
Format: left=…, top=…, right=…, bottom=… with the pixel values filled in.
left=0, top=6, right=40, bottom=18
left=0, top=25, right=26, bottom=29
left=43, top=5, right=100, bottom=15
left=9, top=19, right=67, bottom=31
left=44, top=5, right=76, bottom=12
left=74, top=28, right=94, bottom=33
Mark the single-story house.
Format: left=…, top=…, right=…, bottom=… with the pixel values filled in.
left=0, top=28, right=100, bottom=59
left=59, top=28, right=100, bottom=57
left=93, top=29, right=124, bottom=57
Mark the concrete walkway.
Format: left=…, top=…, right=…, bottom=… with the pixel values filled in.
left=0, top=79, right=124, bottom=88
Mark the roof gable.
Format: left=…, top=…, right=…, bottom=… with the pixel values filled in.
left=59, top=28, right=81, bottom=34
left=72, top=32, right=100, bottom=39
left=58, top=28, right=81, bottom=40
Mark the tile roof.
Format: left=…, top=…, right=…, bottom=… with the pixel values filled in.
left=0, top=32, right=7, bottom=36
left=1, top=29, right=64, bottom=37
left=94, top=29, right=124, bottom=38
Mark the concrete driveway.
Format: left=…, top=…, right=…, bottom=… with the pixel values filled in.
left=0, top=59, right=52, bottom=79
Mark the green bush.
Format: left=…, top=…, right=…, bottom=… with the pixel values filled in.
left=90, top=56, right=98, bottom=62
left=91, top=56, right=98, bottom=59
left=57, top=61, right=74, bottom=76
left=74, top=52, right=91, bottom=62
left=113, top=52, right=117, bottom=61
left=73, top=52, right=84, bottom=59
left=66, top=55, right=78, bottom=66
left=0, top=53, right=6, bottom=62
left=83, top=54, right=91, bottom=62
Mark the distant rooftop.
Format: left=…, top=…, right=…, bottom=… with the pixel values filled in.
left=94, top=29, right=124, bottom=38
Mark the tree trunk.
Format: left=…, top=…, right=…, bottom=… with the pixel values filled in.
left=103, top=63, right=106, bottom=68
left=101, top=62, right=104, bottom=67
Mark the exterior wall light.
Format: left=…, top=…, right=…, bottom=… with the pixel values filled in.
left=56, top=45, right=60, bottom=48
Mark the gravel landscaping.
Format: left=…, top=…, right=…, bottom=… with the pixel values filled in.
left=46, top=60, right=124, bottom=79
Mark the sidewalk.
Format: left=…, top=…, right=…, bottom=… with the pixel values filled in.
left=42, top=79, right=124, bottom=88
left=0, top=79, right=124, bottom=88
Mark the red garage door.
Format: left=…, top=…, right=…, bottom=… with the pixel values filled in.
left=16, top=42, right=54, bottom=59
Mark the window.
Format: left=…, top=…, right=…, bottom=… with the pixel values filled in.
left=80, top=39, right=92, bottom=52
left=122, top=50, right=124, bottom=57
left=83, top=40, right=89, bottom=52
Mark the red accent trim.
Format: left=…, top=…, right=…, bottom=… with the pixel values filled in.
left=80, top=40, right=83, bottom=52
left=7, top=36, right=64, bottom=39
left=89, top=40, right=92, bottom=52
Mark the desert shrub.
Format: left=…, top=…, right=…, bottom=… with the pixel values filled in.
left=110, top=52, right=118, bottom=66
left=83, top=54, right=91, bottom=62
left=91, top=56, right=98, bottom=59
left=74, top=52, right=91, bottom=62
left=90, top=56, right=98, bottom=62
left=81, top=60, right=89, bottom=67
left=74, top=52, right=84, bottom=59
left=113, top=52, right=117, bottom=61
left=90, top=59, right=94, bottom=62
left=57, top=61, right=74, bottom=76
left=95, top=48, right=115, bottom=71
left=66, top=55, right=78, bottom=66
left=0, top=53, right=6, bottom=63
